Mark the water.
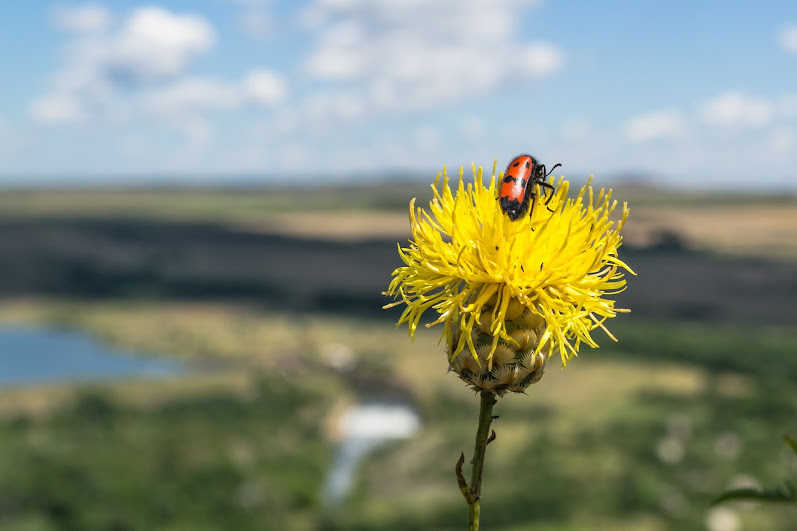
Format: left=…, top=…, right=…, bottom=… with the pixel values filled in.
left=0, top=325, right=183, bottom=386
left=323, top=402, right=421, bottom=506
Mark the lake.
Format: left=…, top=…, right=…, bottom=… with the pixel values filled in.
left=0, top=325, right=183, bottom=387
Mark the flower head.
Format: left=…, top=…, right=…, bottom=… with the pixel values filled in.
left=384, top=161, right=634, bottom=394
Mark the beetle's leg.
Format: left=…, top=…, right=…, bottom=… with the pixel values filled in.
left=538, top=163, right=560, bottom=213
left=528, top=191, right=537, bottom=230
left=539, top=181, right=555, bottom=198
left=536, top=181, right=556, bottom=211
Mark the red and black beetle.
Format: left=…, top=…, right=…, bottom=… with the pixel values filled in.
left=498, top=154, right=561, bottom=221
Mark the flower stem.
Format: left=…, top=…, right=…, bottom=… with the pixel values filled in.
left=456, top=390, right=498, bottom=530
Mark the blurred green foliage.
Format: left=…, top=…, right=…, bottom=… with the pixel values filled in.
left=712, top=435, right=797, bottom=507
left=0, top=377, right=333, bottom=531
left=0, top=319, right=794, bottom=530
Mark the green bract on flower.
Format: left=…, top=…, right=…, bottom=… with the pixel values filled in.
left=384, top=161, right=634, bottom=394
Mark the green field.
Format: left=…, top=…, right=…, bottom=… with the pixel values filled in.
left=0, top=185, right=795, bottom=530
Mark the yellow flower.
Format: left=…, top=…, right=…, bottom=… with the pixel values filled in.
left=384, top=161, right=634, bottom=393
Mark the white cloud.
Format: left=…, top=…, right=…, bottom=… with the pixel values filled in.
left=606, top=92, right=797, bottom=187
left=109, top=7, right=215, bottom=81
left=31, top=7, right=217, bottom=125
left=767, top=126, right=796, bottom=155
left=778, top=23, right=797, bottom=54
left=778, top=93, right=797, bottom=118
left=140, top=69, right=287, bottom=114
left=51, top=4, right=112, bottom=33
left=701, top=92, right=773, bottom=129
left=625, top=109, right=686, bottom=142
left=140, top=78, right=241, bottom=114
left=519, top=43, right=564, bottom=78
left=180, top=116, right=214, bottom=146
left=301, top=91, right=364, bottom=132
left=301, top=0, right=560, bottom=112
left=240, top=10, right=273, bottom=38
left=223, top=0, right=274, bottom=39
left=29, top=6, right=286, bottom=135
left=29, top=93, right=88, bottom=124
left=243, top=69, right=288, bottom=106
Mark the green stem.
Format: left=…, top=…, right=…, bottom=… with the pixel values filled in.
left=457, top=390, right=497, bottom=531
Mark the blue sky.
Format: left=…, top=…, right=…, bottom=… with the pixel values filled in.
left=0, top=1, right=796, bottom=188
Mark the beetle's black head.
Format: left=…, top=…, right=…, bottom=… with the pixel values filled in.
left=532, top=163, right=547, bottom=182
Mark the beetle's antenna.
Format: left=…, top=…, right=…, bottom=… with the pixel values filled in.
left=545, top=163, right=562, bottom=177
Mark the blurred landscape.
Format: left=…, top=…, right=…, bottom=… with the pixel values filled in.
left=0, top=181, right=795, bottom=530
left=3, top=1, right=797, bottom=529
